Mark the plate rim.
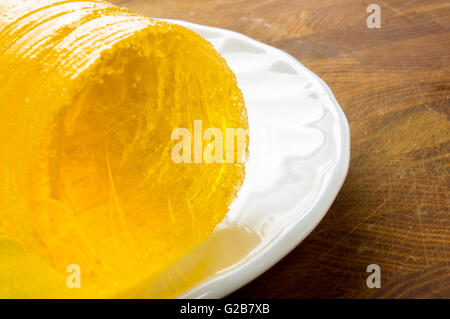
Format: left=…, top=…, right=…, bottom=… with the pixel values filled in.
left=160, top=19, right=351, bottom=299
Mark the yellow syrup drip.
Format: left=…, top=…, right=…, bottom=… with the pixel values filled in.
left=0, top=0, right=248, bottom=298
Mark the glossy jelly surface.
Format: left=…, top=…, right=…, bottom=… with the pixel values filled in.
left=0, top=0, right=248, bottom=297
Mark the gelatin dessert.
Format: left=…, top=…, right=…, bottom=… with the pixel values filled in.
left=0, top=0, right=248, bottom=298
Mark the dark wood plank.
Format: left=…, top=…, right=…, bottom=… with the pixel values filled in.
left=111, top=0, right=450, bottom=298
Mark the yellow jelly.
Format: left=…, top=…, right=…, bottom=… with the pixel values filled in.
left=0, top=0, right=248, bottom=297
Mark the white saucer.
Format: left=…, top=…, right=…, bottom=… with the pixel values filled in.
left=144, top=19, right=350, bottom=299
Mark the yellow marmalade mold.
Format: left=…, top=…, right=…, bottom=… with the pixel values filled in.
left=0, top=0, right=248, bottom=298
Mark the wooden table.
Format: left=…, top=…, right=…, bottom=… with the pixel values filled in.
left=112, top=0, right=450, bottom=298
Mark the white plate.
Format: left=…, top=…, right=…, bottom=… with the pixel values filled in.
left=142, top=19, right=350, bottom=299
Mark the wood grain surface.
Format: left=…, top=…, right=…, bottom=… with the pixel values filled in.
left=111, top=0, right=450, bottom=298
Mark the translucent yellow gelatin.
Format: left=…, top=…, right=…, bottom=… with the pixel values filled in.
left=0, top=0, right=248, bottom=298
